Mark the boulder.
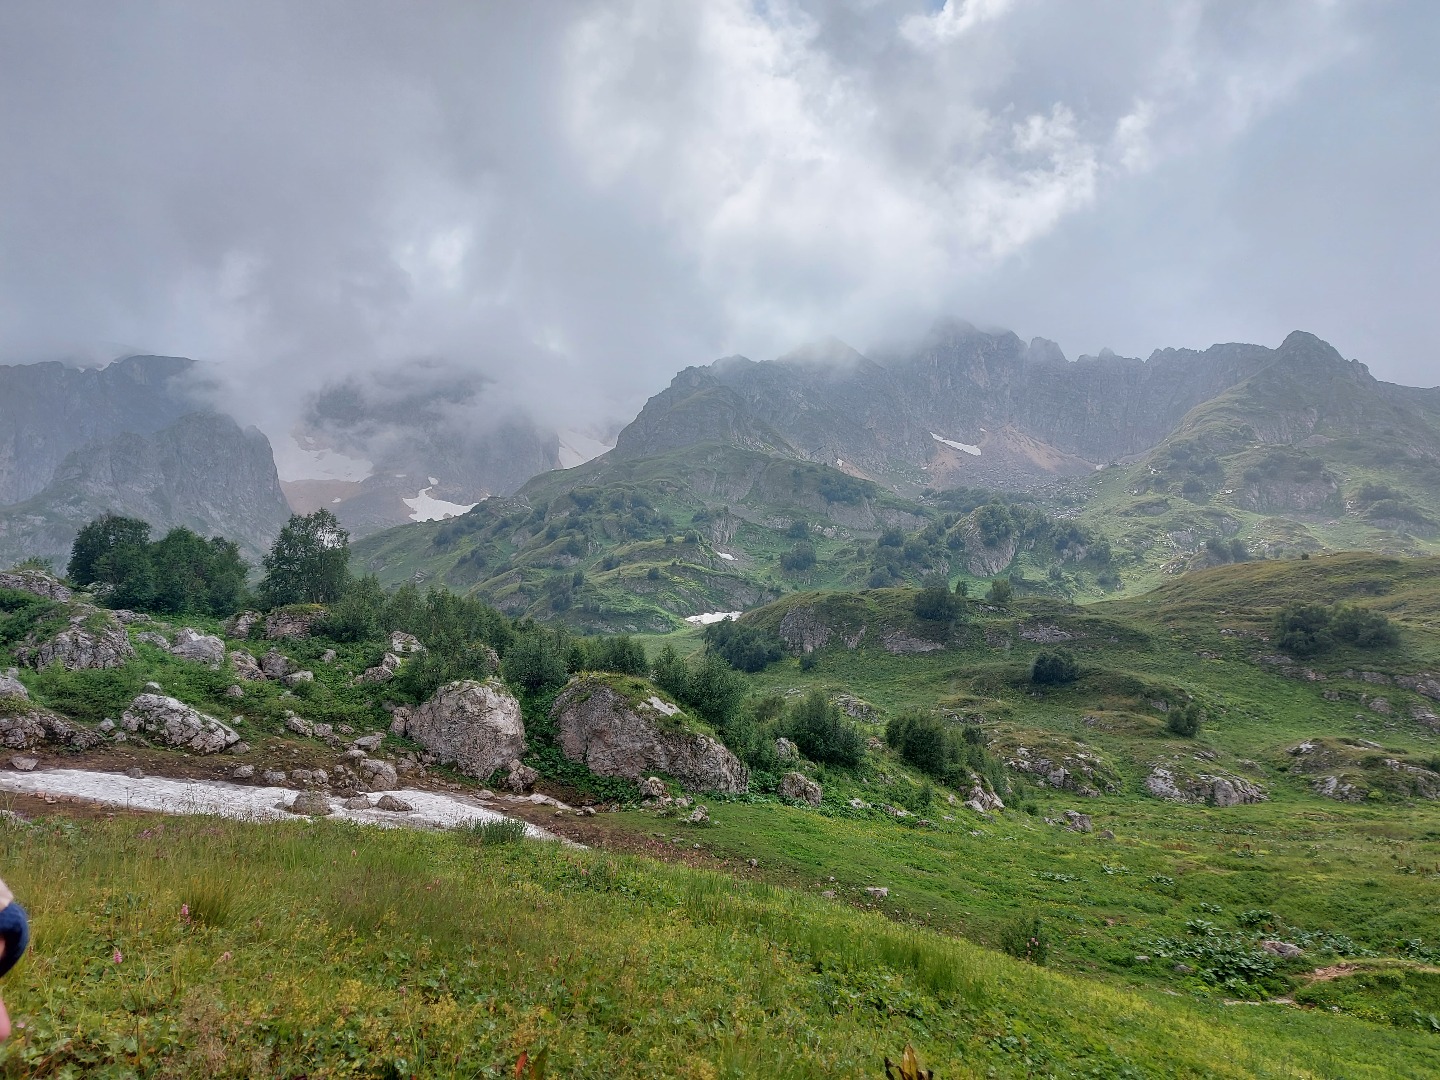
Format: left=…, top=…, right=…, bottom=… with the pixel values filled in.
left=9, top=756, right=37, bottom=772
left=638, top=776, right=667, bottom=799
left=0, top=570, right=72, bottom=602
left=376, top=794, right=413, bottom=812
left=506, top=759, right=539, bottom=793
left=389, top=631, right=426, bottom=655
left=224, top=611, right=261, bottom=637
left=264, top=607, right=327, bottom=640
left=774, top=737, right=799, bottom=761
left=284, top=713, right=315, bottom=738
left=170, top=628, right=227, bottom=667
left=0, top=708, right=100, bottom=751
left=357, top=758, right=399, bottom=791
left=779, top=771, right=823, bottom=806
left=283, top=670, right=314, bottom=687
left=1261, top=940, right=1304, bottom=959
left=120, top=694, right=240, bottom=754
left=389, top=708, right=411, bottom=737
left=224, top=685, right=244, bottom=698
left=134, top=630, right=171, bottom=648
left=1062, top=809, right=1093, bottom=833
left=359, top=653, right=401, bottom=683
left=260, top=650, right=290, bottom=679
left=0, top=670, right=28, bottom=700
left=20, top=607, right=134, bottom=671
left=552, top=676, right=748, bottom=794
left=686, top=806, right=710, bottom=825
left=229, top=650, right=266, bottom=681
left=1143, top=766, right=1267, bottom=806
left=320, top=649, right=337, bottom=664
left=262, top=769, right=288, bottom=785
left=232, top=764, right=255, bottom=780
left=342, top=795, right=372, bottom=809
left=288, top=791, right=333, bottom=816
left=962, top=774, right=1005, bottom=814
left=353, top=733, right=383, bottom=752
left=406, top=679, right=526, bottom=780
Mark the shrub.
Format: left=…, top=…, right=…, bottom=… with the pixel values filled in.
left=703, top=618, right=784, bottom=673
left=1030, top=649, right=1079, bottom=686
left=784, top=690, right=864, bottom=768
left=779, top=542, right=817, bottom=573
left=1272, top=603, right=1335, bottom=657
left=989, top=577, right=1014, bottom=605
left=1330, top=604, right=1399, bottom=648
left=913, top=574, right=963, bottom=625
left=259, top=510, right=351, bottom=607
left=501, top=632, right=570, bottom=696
left=1167, top=702, right=1204, bottom=738
left=999, top=913, right=1048, bottom=964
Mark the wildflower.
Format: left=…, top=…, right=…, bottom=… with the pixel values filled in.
left=181, top=903, right=191, bottom=921
left=113, top=948, right=123, bottom=964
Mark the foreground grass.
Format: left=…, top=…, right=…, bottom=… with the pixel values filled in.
left=3, top=815, right=1437, bottom=1078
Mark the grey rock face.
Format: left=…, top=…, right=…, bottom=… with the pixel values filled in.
left=260, top=650, right=290, bottom=679
left=779, top=771, right=822, bottom=806
left=0, top=570, right=72, bottom=602
left=552, top=677, right=748, bottom=794
left=170, top=628, right=226, bottom=667
left=0, top=708, right=99, bottom=750
left=0, top=670, right=28, bottom=700
left=407, top=679, right=526, bottom=780
left=229, top=650, right=265, bottom=681
left=1143, top=766, right=1267, bottom=806
left=20, top=606, right=134, bottom=671
left=963, top=775, right=1005, bottom=813
left=265, top=608, right=327, bottom=640
left=389, top=631, right=426, bottom=655
left=121, top=693, right=239, bottom=754
left=359, top=653, right=401, bottom=683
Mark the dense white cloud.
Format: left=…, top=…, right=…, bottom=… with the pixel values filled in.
left=0, top=0, right=1434, bottom=447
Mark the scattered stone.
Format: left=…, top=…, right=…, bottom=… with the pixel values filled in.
left=864, top=886, right=889, bottom=900
left=848, top=797, right=868, bottom=809
left=639, top=776, right=667, bottom=799
left=288, top=791, right=333, bottom=816
left=1098, top=828, right=1116, bottom=840
left=170, top=628, right=227, bottom=667
left=283, top=670, right=315, bottom=687
left=97, top=718, right=114, bottom=732
left=773, top=737, right=799, bottom=761
left=125, top=766, right=145, bottom=779
left=375, top=794, right=413, bottom=812
left=284, top=714, right=315, bottom=738
left=232, top=764, right=255, bottom=780
left=506, top=759, right=539, bottom=793
left=1063, top=810, right=1093, bottom=833
left=358, top=758, right=399, bottom=791
left=963, top=774, right=1005, bottom=814
left=1261, top=941, right=1304, bottom=959
left=121, top=693, right=240, bottom=754
left=686, top=806, right=710, bottom=825
left=779, top=771, right=823, bottom=806
left=338, top=723, right=355, bottom=735
left=747, top=858, right=758, bottom=868
left=227, top=741, right=251, bottom=755
left=10, top=756, right=37, bottom=772
left=134, top=630, right=170, bottom=648
left=821, top=889, right=836, bottom=899
left=321, top=649, right=337, bottom=664
left=1173, top=963, right=1193, bottom=974
left=404, top=679, right=527, bottom=780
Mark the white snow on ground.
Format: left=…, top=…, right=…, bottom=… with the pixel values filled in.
left=0, top=768, right=561, bottom=840
left=271, top=433, right=373, bottom=483
left=557, top=429, right=615, bottom=469
left=685, top=611, right=741, bottom=625
left=717, top=552, right=736, bottom=561
left=404, top=486, right=480, bottom=522
left=930, top=432, right=982, bottom=456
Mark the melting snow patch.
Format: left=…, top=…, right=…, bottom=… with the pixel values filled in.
left=717, top=552, right=736, bottom=561
left=272, top=435, right=373, bottom=483
left=643, top=696, right=680, bottom=716
left=404, top=486, right=479, bottom=522
left=0, top=768, right=562, bottom=839
left=930, top=432, right=981, bottom=456
left=685, top=611, right=741, bottom=625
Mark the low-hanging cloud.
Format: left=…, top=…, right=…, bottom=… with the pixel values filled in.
left=0, top=0, right=1433, bottom=448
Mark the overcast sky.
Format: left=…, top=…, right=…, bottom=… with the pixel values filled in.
left=1, top=0, right=1436, bottom=438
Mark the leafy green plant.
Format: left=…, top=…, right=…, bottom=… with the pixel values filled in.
left=1030, top=649, right=1079, bottom=686
left=999, top=912, right=1048, bottom=964
left=463, top=817, right=526, bottom=845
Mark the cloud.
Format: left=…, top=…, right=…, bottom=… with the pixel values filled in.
left=0, top=0, right=1432, bottom=455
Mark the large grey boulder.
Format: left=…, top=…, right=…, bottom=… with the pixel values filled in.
left=358, top=653, right=401, bottom=683
left=19, top=606, right=134, bottom=671
left=779, top=771, right=822, bottom=806
left=120, top=693, right=240, bottom=754
left=406, top=679, right=526, bottom=780
left=229, top=650, right=265, bottom=681
left=0, top=670, right=27, bottom=700
left=264, top=607, right=327, bottom=640
left=259, top=649, right=290, bottom=679
left=0, top=570, right=73, bottom=602
left=0, top=707, right=101, bottom=751
left=170, top=628, right=227, bottom=667
left=552, top=676, right=748, bottom=794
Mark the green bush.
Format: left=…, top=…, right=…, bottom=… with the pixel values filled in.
left=913, top=574, right=963, bottom=625
left=784, top=690, right=864, bottom=768
left=989, top=577, right=1014, bottom=605
left=1167, top=702, right=1204, bottom=738
left=702, top=618, right=784, bottom=673
left=999, top=913, right=1048, bottom=964
left=1330, top=604, right=1400, bottom=648
left=1030, top=649, right=1079, bottom=686
left=1272, top=603, right=1335, bottom=657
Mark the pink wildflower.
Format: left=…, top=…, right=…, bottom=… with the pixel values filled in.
left=113, top=948, right=123, bottom=964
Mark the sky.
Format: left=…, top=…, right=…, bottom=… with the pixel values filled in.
left=0, top=0, right=1436, bottom=442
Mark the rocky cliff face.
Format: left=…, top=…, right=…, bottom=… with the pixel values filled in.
left=0, top=411, right=292, bottom=568
left=0, top=354, right=203, bottom=506
left=611, top=323, right=1434, bottom=491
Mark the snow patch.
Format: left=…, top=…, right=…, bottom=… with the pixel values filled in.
left=930, top=432, right=981, bottom=456
left=644, top=695, right=680, bottom=716
left=685, top=611, right=741, bottom=625
left=557, top=429, right=615, bottom=470
left=0, top=768, right=560, bottom=839
left=404, top=486, right=479, bottom=522
left=717, top=552, right=736, bottom=561
left=271, top=433, right=373, bottom=483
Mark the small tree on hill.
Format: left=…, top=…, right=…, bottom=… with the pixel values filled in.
left=914, top=572, right=963, bottom=625
left=1272, top=603, right=1334, bottom=658
left=785, top=690, right=864, bottom=767
left=1030, top=648, right=1079, bottom=686
left=1330, top=604, right=1399, bottom=648
left=259, top=510, right=351, bottom=607
left=1167, top=702, right=1203, bottom=738
left=67, top=514, right=152, bottom=586
left=989, top=576, right=1014, bottom=605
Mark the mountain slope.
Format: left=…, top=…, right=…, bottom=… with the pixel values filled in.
left=0, top=411, right=292, bottom=569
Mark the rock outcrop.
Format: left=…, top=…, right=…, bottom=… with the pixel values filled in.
left=265, top=607, right=327, bottom=640
left=0, top=570, right=73, bottom=602
left=120, top=693, right=240, bottom=754
left=1143, top=766, right=1267, bottom=806
left=0, top=707, right=101, bottom=750
left=552, top=676, right=748, bottom=793
left=405, top=679, right=526, bottom=780
left=170, top=628, right=227, bottom=667
left=20, top=606, right=134, bottom=671
left=779, top=771, right=822, bottom=806
left=0, top=670, right=26, bottom=700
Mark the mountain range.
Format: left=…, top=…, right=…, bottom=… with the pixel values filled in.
left=2, top=323, right=1437, bottom=603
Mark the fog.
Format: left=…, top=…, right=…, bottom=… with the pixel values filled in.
left=1, top=0, right=1436, bottom=446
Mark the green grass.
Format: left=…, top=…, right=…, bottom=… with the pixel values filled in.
left=5, top=812, right=1438, bottom=1078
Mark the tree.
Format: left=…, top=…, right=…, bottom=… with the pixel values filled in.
left=67, top=514, right=151, bottom=588
left=500, top=630, right=569, bottom=695
left=703, top=618, right=784, bottom=673
left=914, top=573, right=963, bottom=624
left=989, top=577, right=1014, bottom=605
left=1167, top=702, right=1204, bottom=738
left=323, top=574, right=387, bottom=642
left=148, top=528, right=248, bottom=616
left=258, top=510, right=351, bottom=607
left=1030, top=648, right=1079, bottom=686
left=1272, top=603, right=1334, bottom=658
left=1330, top=604, right=1399, bottom=648
left=785, top=690, right=864, bottom=767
